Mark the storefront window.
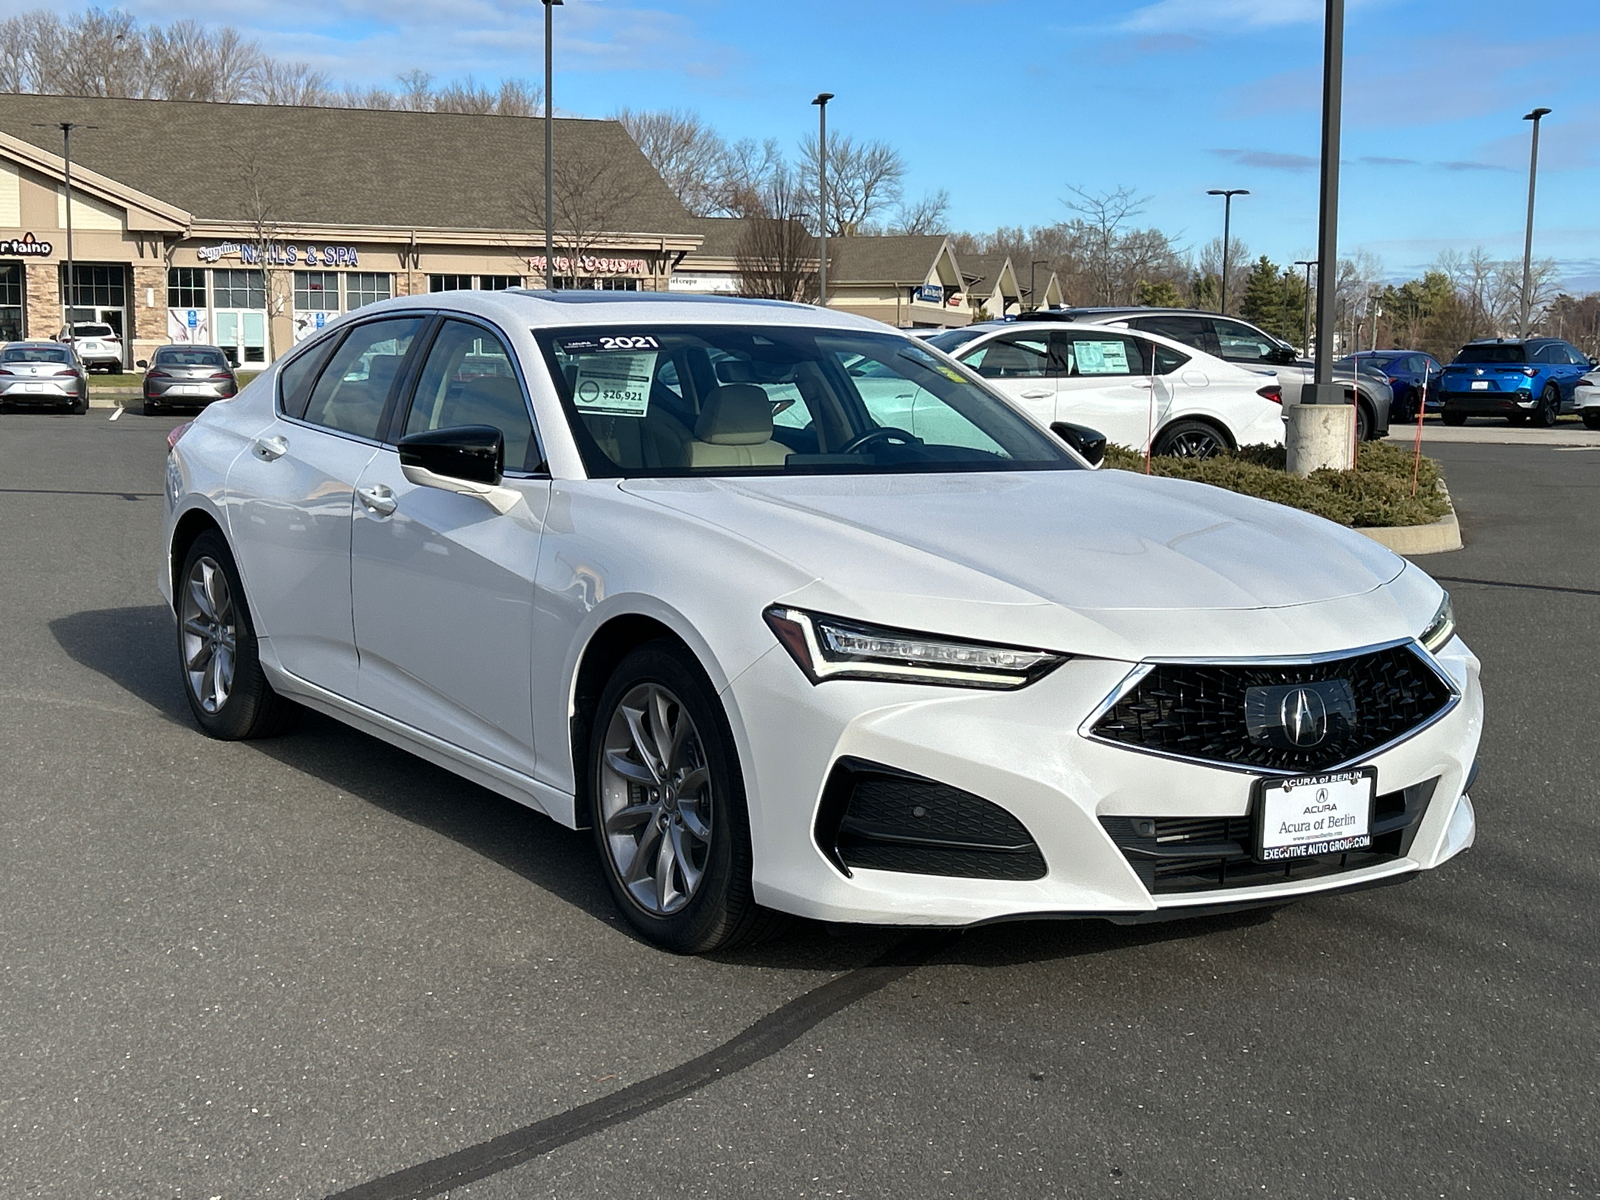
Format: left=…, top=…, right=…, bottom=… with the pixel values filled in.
left=346, top=272, right=392, bottom=310
left=63, top=264, right=126, bottom=315
left=168, top=267, right=206, bottom=309
left=0, top=263, right=21, bottom=342
left=479, top=275, right=521, bottom=291
left=592, top=278, right=640, bottom=291
left=213, top=269, right=266, bottom=310
left=294, top=271, right=341, bottom=312
left=429, top=274, right=520, bottom=292
left=429, top=275, right=473, bottom=292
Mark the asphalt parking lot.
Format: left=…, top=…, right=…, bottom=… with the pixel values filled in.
left=2, top=410, right=1596, bottom=1200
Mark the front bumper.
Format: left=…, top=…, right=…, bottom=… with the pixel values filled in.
left=729, top=637, right=1481, bottom=926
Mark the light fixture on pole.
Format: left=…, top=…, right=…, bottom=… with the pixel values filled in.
left=1031, top=259, right=1049, bottom=312
left=543, top=0, right=563, bottom=290
left=812, top=93, right=833, bottom=306
left=1294, top=259, right=1316, bottom=355
left=1206, top=188, right=1248, bottom=314
left=35, top=120, right=97, bottom=328
left=1519, top=106, right=1551, bottom=338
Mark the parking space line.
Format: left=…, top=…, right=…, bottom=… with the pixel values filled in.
left=325, top=934, right=948, bottom=1200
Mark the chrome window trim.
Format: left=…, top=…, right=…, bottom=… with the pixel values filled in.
left=1075, top=637, right=1462, bottom=778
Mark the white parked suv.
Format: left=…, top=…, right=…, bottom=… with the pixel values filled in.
left=159, top=290, right=1479, bottom=953
left=924, top=321, right=1285, bottom=457
left=58, top=322, right=123, bottom=373
left=1577, top=369, right=1600, bottom=430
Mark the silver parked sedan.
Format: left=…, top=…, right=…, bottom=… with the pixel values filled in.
left=139, top=345, right=239, bottom=415
left=0, top=341, right=89, bottom=412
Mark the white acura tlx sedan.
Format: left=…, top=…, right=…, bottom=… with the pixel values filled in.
left=159, top=291, right=1480, bottom=953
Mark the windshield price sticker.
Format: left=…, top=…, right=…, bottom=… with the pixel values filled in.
left=1257, top=769, right=1374, bottom=861
left=559, top=334, right=660, bottom=354
left=571, top=351, right=656, bottom=418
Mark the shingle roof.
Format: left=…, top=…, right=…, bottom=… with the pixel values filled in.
left=826, top=234, right=952, bottom=284
left=682, top=216, right=746, bottom=259
left=961, top=252, right=1014, bottom=292
left=0, top=93, right=692, bottom=234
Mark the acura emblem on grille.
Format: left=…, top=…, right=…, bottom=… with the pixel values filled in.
left=1244, top=680, right=1357, bottom=751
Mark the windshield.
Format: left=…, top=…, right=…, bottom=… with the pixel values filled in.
left=1454, top=344, right=1525, bottom=364
left=154, top=348, right=230, bottom=368
left=536, top=325, right=1076, bottom=478
left=3, top=346, right=71, bottom=363
left=922, top=328, right=985, bottom=353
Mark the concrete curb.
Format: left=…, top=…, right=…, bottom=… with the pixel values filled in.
left=89, top=393, right=140, bottom=409
left=1355, top=480, right=1461, bottom=556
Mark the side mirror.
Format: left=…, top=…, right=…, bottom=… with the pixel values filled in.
left=1590, top=356, right=1598, bottom=368
left=135, top=359, right=148, bottom=369
left=1051, top=421, right=1106, bottom=467
left=1272, top=345, right=1299, bottom=365
left=399, top=424, right=503, bottom=485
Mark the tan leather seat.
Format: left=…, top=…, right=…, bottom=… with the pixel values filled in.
left=687, top=385, right=790, bottom=468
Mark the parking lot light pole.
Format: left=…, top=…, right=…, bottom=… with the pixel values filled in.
left=35, top=121, right=95, bottom=328
left=1519, top=106, right=1551, bottom=338
left=1206, top=188, right=1248, bottom=314
left=1294, top=259, right=1315, bottom=355
left=812, top=93, right=833, bottom=306
left=1287, top=0, right=1353, bottom=476
left=543, top=0, right=562, bottom=290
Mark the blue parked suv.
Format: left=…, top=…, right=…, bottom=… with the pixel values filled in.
left=1337, top=350, right=1444, bottom=423
left=1439, top=338, right=1597, bottom=427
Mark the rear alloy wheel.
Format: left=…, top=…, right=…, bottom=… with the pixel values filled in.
left=1152, top=420, right=1228, bottom=459
left=176, top=531, right=300, bottom=740
left=1531, top=383, right=1560, bottom=428
left=589, top=641, right=780, bottom=953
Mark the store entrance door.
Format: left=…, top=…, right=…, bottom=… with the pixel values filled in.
left=214, top=310, right=268, bottom=368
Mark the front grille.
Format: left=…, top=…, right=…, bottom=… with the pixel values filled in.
left=816, top=758, right=1046, bottom=881
left=1089, top=644, right=1453, bottom=773
left=1101, top=778, right=1436, bottom=895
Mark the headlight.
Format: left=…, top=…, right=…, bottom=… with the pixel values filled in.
left=763, top=606, right=1067, bottom=690
left=1419, top=592, right=1455, bottom=654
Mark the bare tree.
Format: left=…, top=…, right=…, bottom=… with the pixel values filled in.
left=519, top=137, right=646, bottom=288
left=888, top=189, right=950, bottom=236
left=716, top=137, right=785, bottom=217
left=1195, top=235, right=1251, bottom=313
left=147, top=21, right=260, bottom=103
left=1063, top=184, right=1148, bottom=305
left=254, top=59, right=332, bottom=106
left=615, top=108, right=729, bottom=215
left=735, top=163, right=818, bottom=303
left=48, top=7, right=149, bottom=98
left=800, top=133, right=906, bottom=236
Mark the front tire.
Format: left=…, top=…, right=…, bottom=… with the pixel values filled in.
left=1151, top=419, right=1229, bottom=459
left=1583, top=410, right=1600, bottom=431
left=176, top=531, right=300, bottom=740
left=588, top=641, right=778, bottom=953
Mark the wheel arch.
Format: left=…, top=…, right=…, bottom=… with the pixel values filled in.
left=168, top=506, right=227, bottom=611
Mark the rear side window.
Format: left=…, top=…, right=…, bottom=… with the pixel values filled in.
left=1130, top=315, right=1220, bottom=357
left=1455, top=344, right=1526, bottom=364
left=278, top=335, right=340, bottom=420
left=300, top=317, right=425, bottom=440
left=1055, top=333, right=1147, bottom=376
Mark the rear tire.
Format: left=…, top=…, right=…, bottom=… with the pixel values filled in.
left=142, top=400, right=157, bottom=416
left=1531, top=383, right=1559, bottom=428
left=175, top=530, right=301, bottom=740
left=587, top=640, right=783, bottom=953
left=1151, top=419, right=1229, bottom=459
left=1583, top=410, right=1600, bottom=431
left=1355, top=402, right=1372, bottom=442
left=1441, top=409, right=1466, bottom=427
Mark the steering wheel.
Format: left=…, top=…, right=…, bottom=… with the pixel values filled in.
left=835, top=426, right=919, bottom=455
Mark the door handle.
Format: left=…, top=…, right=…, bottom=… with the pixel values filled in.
left=252, top=435, right=288, bottom=462
left=1020, top=389, right=1054, bottom=399
left=357, top=484, right=397, bottom=517
left=1129, top=379, right=1154, bottom=388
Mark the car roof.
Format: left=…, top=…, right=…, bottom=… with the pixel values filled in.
left=6, top=339, right=72, bottom=348
left=332, top=289, right=891, bottom=334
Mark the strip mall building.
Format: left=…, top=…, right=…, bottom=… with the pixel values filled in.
left=0, top=94, right=1060, bottom=367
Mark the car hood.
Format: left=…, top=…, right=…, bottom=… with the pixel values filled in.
left=620, top=470, right=1418, bottom=661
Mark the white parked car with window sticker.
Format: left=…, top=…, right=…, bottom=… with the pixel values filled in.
left=923, top=321, right=1285, bottom=458
left=159, top=291, right=1480, bottom=953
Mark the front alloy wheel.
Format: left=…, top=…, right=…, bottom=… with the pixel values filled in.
left=588, top=641, right=780, bottom=953
left=1153, top=419, right=1226, bottom=459
left=598, top=681, right=714, bottom=916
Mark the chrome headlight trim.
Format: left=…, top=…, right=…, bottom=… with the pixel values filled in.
left=1420, top=592, right=1455, bottom=655
left=762, top=606, right=1068, bottom=690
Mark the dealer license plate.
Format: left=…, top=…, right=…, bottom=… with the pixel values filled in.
left=21, top=382, right=45, bottom=393
left=171, top=384, right=208, bottom=395
left=1471, top=380, right=1489, bottom=390
left=1255, top=768, right=1375, bottom=861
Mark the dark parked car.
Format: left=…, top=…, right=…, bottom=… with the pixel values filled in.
left=1438, top=338, right=1596, bottom=427
left=1337, top=350, right=1444, bottom=422
left=0, top=341, right=89, bottom=412
left=138, top=345, right=239, bottom=415
left=1044, top=307, right=1393, bottom=440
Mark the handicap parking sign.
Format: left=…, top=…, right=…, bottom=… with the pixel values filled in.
left=186, top=309, right=198, bottom=329
left=315, top=312, right=327, bottom=329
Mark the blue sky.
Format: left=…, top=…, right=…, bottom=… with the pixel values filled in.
left=16, top=0, right=1600, bottom=289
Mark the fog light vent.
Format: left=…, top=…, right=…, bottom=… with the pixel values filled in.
left=815, top=758, right=1046, bottom=881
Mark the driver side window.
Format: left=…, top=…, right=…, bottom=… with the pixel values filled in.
left=1209, top=319, right=1277, bottom=364
left=404, top=320, right=540, bottom=473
